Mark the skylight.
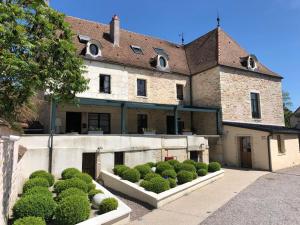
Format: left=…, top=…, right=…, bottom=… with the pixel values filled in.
left=154, top=47, right=169, bottom=59
left=130, top=45, right=143, bottom=55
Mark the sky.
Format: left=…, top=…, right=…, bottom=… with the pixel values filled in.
left=51, top=0, right=300, bottom=111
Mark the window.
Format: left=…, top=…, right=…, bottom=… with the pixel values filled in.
left=137, top=114, right=148, bottom=134
left=159, top=56, right=167, bottom=68
left=89, top=44, right=99, bottom=56
left=176, top=84, right=184, bottom=100
left=277, top=135, right=285, bottom=154
left=251, top=93, right=261, bottom=119
left=130, top=45, right=143, bottom=55
left=88, top=113, right=111, bottom=134
left=100, top=75, right=111, bottom=94
left=114, top=152, right=124, bottom=165
left=137, top=79, right=146, bottom=96
left=154, top=47, right=169, bottom=59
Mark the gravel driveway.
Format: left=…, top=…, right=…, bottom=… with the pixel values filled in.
left=200, top=166, right=300, bottom=225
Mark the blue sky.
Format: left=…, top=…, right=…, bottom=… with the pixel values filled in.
left=51, top=0, right=300, bottom=111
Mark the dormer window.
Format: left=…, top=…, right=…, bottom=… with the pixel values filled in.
left=159, top=56, right=167, bottom=68
left=131, top=45, right=143, bottom=55
left=154, top=47, right=169, bottom=59
left=90, top=44, right=99, bottom=56
left=155, top=55, right=169, bottom=71
left=241, top=55, right=258, bottom=71
left=86, top=40, right=102, bottom=58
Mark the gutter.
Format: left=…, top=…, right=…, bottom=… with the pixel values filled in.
left=267, top=133, right=273, bottom=172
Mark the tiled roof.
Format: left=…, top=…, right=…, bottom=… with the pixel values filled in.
left=66, top=16, right=281, bottom=78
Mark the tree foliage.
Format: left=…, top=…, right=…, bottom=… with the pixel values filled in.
left=283, top=91, right=293, bottom=127
left=0, top=0, right=88, bottom=124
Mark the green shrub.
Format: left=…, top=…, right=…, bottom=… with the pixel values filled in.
left=174, top=163, right=183, bottom=172
left=146, top=162, right=156, bottom=168
left=23, top=186, right=52, bottom=199
left=13, top=194, right=57, bottom=221
left=98, top=198, right=118, bottom=214
left=155, top=162, right=173, bottom=175
left=113, top=165, right=130, bottom=177
left=23, top=178, right=49, bottom=193
left=183, top=159, right=196, bottom=166
left=140, top=180, right=152, bottom=190
left=144, top=172, right=161, bottom=181
left=54, top=178, right=88, bottom=194
left=13, top=216, right=46, bottom=225
left=197, top=169, right=208, bottom=176
left=88, top=189, right=103, bottom=200
left=148, top=177, right=170, bottom=193
left=74, top=173, right=93, bottom=184
left=195, top=162, right=208, bottom=171
left=87, top=183, right=96, bottom=192
left=61, top=168, right=81, bottom=180
left=177, top=171, right=193, bottom=184
left=54, top=195, right=90, bottom=225
left=176, top=163, right=196, bottom=173
left=29, top=170, right=55, bottom=186
left=134, top=164, right=152, bottom=178
left=192, top=171, right=198, bottom=179
left=121, top=168, right=140, bottom=183
left=162, top=169, right=177, bottom=179
left=208, top=162, right=221, bottom=172
left=168, top=178, right=177, bottom=188
left=56, top=188, right=88, bottom=202
left=166, top=159, right=180, bottom=166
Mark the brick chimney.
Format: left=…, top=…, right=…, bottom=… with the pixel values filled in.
left=110, top=15, right=120, bottom=47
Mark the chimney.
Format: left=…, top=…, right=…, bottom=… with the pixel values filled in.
left=110, top=15, right=120, bottom=47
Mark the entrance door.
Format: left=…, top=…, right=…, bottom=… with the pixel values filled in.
left=66, top=112, right=81, bottom=133
left=137, top=114, right=148, bottom=134
left=82, top=153, right=96, bottom=179
left=239, top=137, right=252, bottom=168
left=190, top=151, right=199, bottom=162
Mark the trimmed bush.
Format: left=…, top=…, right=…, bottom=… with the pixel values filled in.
left=197, top=169, right=208, bottom=176
left=99, top=198, right=118, bottom=214
left=87, top=183, right=96, bottom=192
left=148, top=177, right=170, bottom=193
left=61, top=168, right=81, bottom=180
left=192, top=171, right=198, bottom=180
left=121, top=168, right=140, bottom=183
left=13, top=216, right=46, bottom=225
left=166, top=159, right=180, bottom=166
left=54, top=195, right=90, bottom=225
left=177, top=163, right=196, bottom=173
left=162, top=169, right=177, bottom=179
left=134, top=164, right=152, bottom=178
left=23, top=186, right=52, bottom=199
left=195, top=162, right=208, bottom=171
left=146, top=162, right=156, bottom=168
left=183, top=159, right=196, bottom=166
left=113, top=165, right=130, bottom=177
left=88, top=189, right=103, bottom=200
left=54, top=178, right=88, bottom=194
left=140, top=180, right=152, bottom=190
left=13, top=194, right=57, bottom=221
left=29, top=170, right=55, bottom=186
left=177, top=171, right=193, bottom=184
left=56, top=188, right=88, bottom=202
left=155, top=162, right=173, bottom=175
left=144, top=172, right=161, bottom=181
left=208, top=162, right=221, bottom=172
left=168, top=178, right=177, bottom=188
left=23, top=178, right=49, bottom=193
left=74, top=172, right=93, bottom=184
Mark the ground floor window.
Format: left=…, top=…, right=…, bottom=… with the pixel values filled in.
left=190, top=151, right=199, bottom=162
left=277, top=135, right=285, bottom=154
left=114, top=152, right=124, bottom=166
left=137, top=114, right=148, bottom=134
left=88, top=113, right=111, bottom=134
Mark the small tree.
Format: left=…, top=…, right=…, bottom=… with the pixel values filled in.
left=282, top=91, right=293, bottom=127
left=0, top=0, right=88, bottom=126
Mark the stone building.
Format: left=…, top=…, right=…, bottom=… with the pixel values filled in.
left=291, top=107, right=300, bottom=129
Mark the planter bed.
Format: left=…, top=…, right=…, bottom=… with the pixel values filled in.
left=101, top=161, right=224, bottom=208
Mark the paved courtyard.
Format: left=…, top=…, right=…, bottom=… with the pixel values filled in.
left=201, top=166, right=300, bottom=225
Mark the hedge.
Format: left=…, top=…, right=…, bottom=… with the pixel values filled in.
left=54, top=178, right=88, bottom=194
left=88, top=189, right=103, bottom=200
left=54, top=195, right=90, bottom=225
left=208, top=162, right=221, bottom=172
left=13, top=194, right=57, bottom=221
left=23, top=178, right=49, bottom=193
left=56, top=188, right=88, bottom=202
left=134, top=164, right=152, bottom=178
left=23, top=186, right=52, bottom=199
left=98, top=198, right=118, bottom=214
left=177, top=171, right=194, bottom=184
left=195, top=162, right=208, bottom=171
left=162, top=169, right=177, bottom=179
left=87, top=183, right=96, bottom=192
left=168, top=178, right=177, bottom=188
left=140, top=180, right=152, bottom=190
left=183, top=159, right=196, bottom=166
left=146, top=162, right=156, bottom=168
left=61, top=168, right=81, bottom=180
left=143, top=172, right=161, bottom=181
left=147, top=177, right=170, bottom=193
left=197, top=169, right=208, bottom=176
left=29, top=170, right=55, bottom=186
left=74, top=173, right=93, bottom=184
left=113, top=165, right=130, bottom=177
left=166, top=159, right=180, bottom=166
left=155, top=162, right=173, bottom=175
left=175, top=163, right=196, bottom=173
left=13, top=216, right=46, bottom=225
left=121, top=168, right=141, bottom=183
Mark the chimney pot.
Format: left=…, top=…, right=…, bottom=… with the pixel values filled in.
left=110, top=15, right=120, bottom=47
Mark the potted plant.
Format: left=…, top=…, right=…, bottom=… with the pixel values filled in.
left=142, top=128, right=156, bottom=135
left=182, top=129, right=193, bottom=136
left=88, top=127, right=104, bottom=135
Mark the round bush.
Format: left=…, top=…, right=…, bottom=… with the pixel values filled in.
left=113, top=165, right=130, bottom=177
left=87, top=183, right=96, bottom=191
left=61, top=168, right=81, bottom=180
left=88, top=189, right=103, bottom=200
left=197, top=169, right=208, bottom=176
left=134, top=164, right=152, bottom=178
left=99, top=198, right=118, bottom=214
left=140, top=180, right=152, bottom=190
left=23, top=186, right=52, bottom=199
left=23, top=178, right=49, bottom=193
left=168, top=178, right=177, bottom=188
left=54, top=178, right=88, bottom=194
left=195, top=162, right=208, bottom=171
left=13, top=194, right=57, bottom=221
left=155, top=162, right=173, bottom=175
left=208, top=162, right=221, bottom=172
left=148, top=177, right=170, bottom=193
left=13, top=216, right=46, bottom=225
left=56, top=188, right=88, bottom=202
left=121, top=168, right=141, bottom=183
left=192, top=171, right=198, bottom=180
left=144, top=172, right=161, bottom=181
left=29, top=170, right=55, bottom=186
left=146, top=162, right=156, bottom=168
left=176, top=163, right=196, bottom=173
left=74, top=173, right=93, bottom=184
left=177, top=171, right=193, bottom=184
left=162, top=169, right=177, bottom=179
left=183, top=159, right=196, bottom=166
left=166, top=159, right=180, bottom=166
left=54, top=195, right=90, bottom=225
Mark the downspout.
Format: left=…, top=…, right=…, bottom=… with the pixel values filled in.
left=48, top=98, right=56, bottom=173
left=267, top=133, right=273, bottom=172
left=189, top=75, right=193, bottom=132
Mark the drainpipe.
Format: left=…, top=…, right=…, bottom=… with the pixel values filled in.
left=267, top=133, right=273, bottom=172
left=48, top=98, right=56, bottom=173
